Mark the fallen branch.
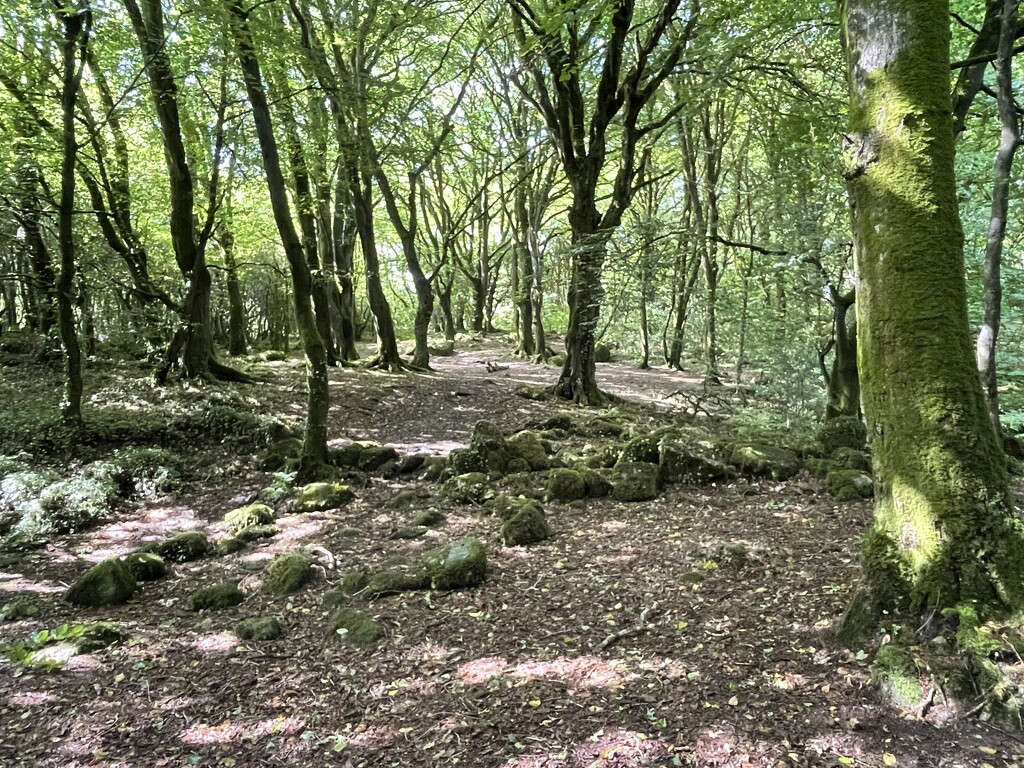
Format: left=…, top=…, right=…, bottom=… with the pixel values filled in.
left=600, top=602, right=661, bottom=650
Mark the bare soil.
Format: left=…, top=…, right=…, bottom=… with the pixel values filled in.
left=0, top=338, right=1020, bottom=768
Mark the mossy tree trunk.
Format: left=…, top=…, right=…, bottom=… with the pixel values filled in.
left=839, top=0, right=1024, bottom=644
left=823, top=288, right=860, bottom=421
left=228, top=0, right=329, bottom=476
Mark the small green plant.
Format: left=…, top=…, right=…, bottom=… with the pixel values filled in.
left=261, top=471, right=296, bottom=503
left=1, top=622, right=88, bottom=672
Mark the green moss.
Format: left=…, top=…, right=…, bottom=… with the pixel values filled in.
left=609, top=461, right=660, bottom=502
left=217, top=537, right=246, bottom=555
left=235, top=616, right=283, bottom=641
left=328, top=608, right=383, bottom=648
left=411, top=509, right=446, bottom=527
left=189, top=582, right=245, bottom=611
left=144, top=531, right=214, bottom=562
left=236, top=524, right=280, bottom=542
left=729, top=444, right=800, bottom=481
left=338, top=569, right=370, bottom=596
left=441, top=472, right=490, bottom=504
left=293, top=482, right=355, bottom=513
left=261, top=551, right=313, bottom=596
left=817, top=417, right=867, bottom=454
left=617, top=435, right=661, bottom=465
left=838, top=529, right=914, bottom=646
left=507, top=431, right=549, bottom=470
left=832, top=447, right=872, bottom=472
left=583, top=418, right=626, bottom=438
left=422, top=537, right=487, bottom=590
left=547, top=468, right=586, bottom=502
left=502, top=504, right=551, bottom=546
left=580, top=468, right=612, bottom=498
left=224, top=503, right=275, bottom=534
left=76, top=621, right=130, bottom=654
left=825, top=470, right=874, bottom=501
left=870, top=645, right=926, bottom=711
left=806, top=458, right=841, bottom=478
left=65, top=558, right=137, bottom=607
left=513, top=384, right=550, bottom=401
left=659, top=444, right=732, bottom=485
left=390, top=526, right=427, bottom=540
left=124, top=551, right=169, bottom=582
left=363, top=569, right=429, bottom=598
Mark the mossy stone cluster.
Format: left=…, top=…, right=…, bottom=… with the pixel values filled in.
left=445, top=421, right=515, bottom=476
left=817, top=416, right=867, bottom=454
left=189, top=582, right=245, bottom=611
left=331, top=441, right=400, bottom=473
left=262, top=551, right=313, bottom=595
left=293, top=482, right=355, bottom=513
left=728, top=443, right=801, bottom=481
left=506, top=431, right=550, bottom=471
left=825, top=469, right=874, bottom=501
left=65, top=558, right=137, bottom=607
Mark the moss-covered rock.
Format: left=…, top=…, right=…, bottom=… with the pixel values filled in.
left=870, top=644, right=926, bottom=711
left=498, top=472, right=545, bottom=499
left=660, top=445, right=733, bottom=484
left=76, top=621, right=130, bottom=654
left=224, top=503, right=275, bottom=534
left=729, top=444, right=801, bottom=481
left=617, top=435, right=661, bottom=466
left=260, top=437, right=303, bottom=471
left=412, top=508, right=446, bottom=527
left=806, top=457, right=841, bottom=478
left=422, top=537, right=487, bottom=590
left=235, top=616, right=283, bottom=641
left=262, top=551, right=313, bottom=595
left=584, top=417, right=627, bottom=438
left=144, top=531, right=214, bottom=562
left=65, top=558, right=137, bottom=607
left=507, top=431, right=550, bottom=471
left=217, top=537, right=247, bottom=555
left=444, top=421, right=515, bottom=478
left=189, top=582, right=244, bottom=611
left=594, top=342, right=613, bottom=363
left=502, top=503, right=551, bottom=546
left=441, top=472, right=490, bottom=505
left=832, top=447, right=872, bottom=472
left=235, top=523, right=280, bottom=542
left=294, top=482, right=355, bottom=513
left=547, top=468, right=586, bottom=502
left=334, top=441, right=400, bottom=473
left=817, top=416, right=867, bottom=454
left=124, top=551, right=169, bottom=582
left=825, top=469, right=874, bottom=501
left=338, top=569, right=371, bottom=596
left=608, top=461, right=661, bottom=502
left=513, top=384, right=550, bottom=401
left=580, top=468, right=613, bottom=498
left=328, top=608, right=384, bottom=648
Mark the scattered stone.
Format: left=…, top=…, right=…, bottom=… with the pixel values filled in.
left=235, top=524, right=280, bottom=542
left=390, top=490, right=424, bottom=509
left=397, top=454, right=426, bottom=475
left=513, top=384, right=550, bottom=401
left=224, top=503, right=275, bottom=535
left=235, top=616, right=284, bottom=641
left=260, top=437, right=303, bottom=471
left=412, top=509, right=446, bottom=527
left=217, top=537, right=247, bottom=556
left=825, top=470, right=874, bottom=501
left=617, top=435, right=661, bottom=465
left=729, top=444, right=801, bottom=481
left=531, top=414, right=574, bottom=431
left=189, top=582, right=245, bottom=611
left=422, top=537, right=487, bottom=590
left=294, top=482, right=355, bottom=513
left=502, top=502, right=551, bottom=546
left=442, top=472, right=490, bottom=505
left=338, top=569, right=371, bottom=596
left=328, top=608, right=384, bottom=648
left=584, top=418, right=627, bottom=438
left=444, top=421, right=514, bottom=477
left=609, top=461, right=661, bottom=502
left=499, top=472, right=545, bottom=500
left=262, top=551, right=314, bottom=595
left=547, top=468, right=586, bottom=502
left=660, top=445, right=733, bottom=484
left=580, top=468, right=613, bottom=498
left=144, top=531, right=214, bottom=562
left=65, top=558, right=137, bottom=607
left=389, top=526, right=428, bottom=540
left=124, top=551, right=169, bottom=582
left=364, top=569, right=429, bottom=598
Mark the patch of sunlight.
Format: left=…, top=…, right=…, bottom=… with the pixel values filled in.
left=692, top=724, right=784, bottom=768
left=368, top=675, right=438, bottom=698
left=339, top=723, right=398, bottom=750
left=570, top=728, right=666, bottom=766
left=0, top=572, right=64, bottom=594
left=806, top=731, right=867, bottom=763
left=189, top=632, right=237, bottom=654
left=456, top=655, right=638, bottom=691
left=276, top=516, right=322, bottom=543
left=455, top=656, right=510, bottom=684
left=502, top=755, right=566, bottom=768
left=180, top=716, right=306, bottom=745
left=8, top=690, right=56, bottom=707
left=155, top=695, right=196, bottom=711
left=600, top=520, right=628, bottom=531
left=636, top=657, right=692, bottom=679
left=403, top=642, right=451, bottom=663
left=64, top=653, right=102, bottom=674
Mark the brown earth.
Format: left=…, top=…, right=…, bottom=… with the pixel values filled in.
left=0, top=337, right=1020, bottom=768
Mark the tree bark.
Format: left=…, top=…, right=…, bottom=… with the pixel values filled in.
left=838, top=0, right=1024, bottom=645
left=824, top=289, right=860, bottom=420
left=227, top=0, right=329, bottom=476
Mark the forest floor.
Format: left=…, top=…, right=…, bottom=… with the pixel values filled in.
left=0, top=336, right=1021, bottom=768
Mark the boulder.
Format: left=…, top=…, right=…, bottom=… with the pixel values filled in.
left=499, top=471, right=545, bottom=500
left=729, top=444, right=801, bottom=481
left=442, top=472, right=490, bottom=505
left=617, top=435, right=661, bottom=465
left=501, top=502, right=551, bottom=546
left=235, top=616, right=284, bottom=641
left=261, top=551, right=313, bottom=595
left=144, top=531, right=214, bottom=562
left=224, top=503, right=275, bottom=535
left=507, top=431, right=550, bottom=471
left=65, top=558, right=137, bottom=607
left=235, top=524, right=280, bottom=542
left=412, top=509, right=446, bottom=527
left=609, top=461, right=661, bottom=502
left=422, top=537, right=487, bottom=590
left=660, top=444, right=733, bottom=484
left=594, top=342, right=613, bottom=363
left=513, top=384, right=550, bottom=401
left=189, top=582, right=244, bottom=611
left=124, top=551, right=169, bottom=582
left=825, top=469, right=874, bottom=501
left=217, top=537, right=247, bottom=555
left=583, top=417, right=627, bottom=438
left=294, top=482, right=355, bottom=513
left=547, top=468, right=586, bottom=502
left=363, top=569, right=429, bottom=598
left=580, top=468, right=612, bottom=498
left=328, top=608, right=384, bottom=648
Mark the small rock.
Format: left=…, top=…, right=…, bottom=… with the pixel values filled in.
left=422, top=537, right=487, bottom=590
left=328, top=608, right=384, bottom=648
left=235, top=616, right=284, bottom=641
left=144, top=531, right=214, bottom=562
left=547, top=468, right=586, bottom=502
left=293, top=482, right=355, bottom=513
left=502, top=502, right=551, bottom=546
left=261, top=551, right=313, bottom=595
left=124, top=551, right=169, bottom=582
left=189, top=582, right=244, bottom=611
left=65, top=558, right=137, bottom=607
left=224, top=503, right=275, bottom=535
left=609, top=461, right=661, bottom=502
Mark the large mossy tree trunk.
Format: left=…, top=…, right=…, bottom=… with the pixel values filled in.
left=228, top=0, right=329, bottom=476
left=838, top=0, right=1024, bottom=645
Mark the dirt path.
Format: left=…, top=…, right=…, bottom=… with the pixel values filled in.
left=0, top=341, right=1019, bottom=768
